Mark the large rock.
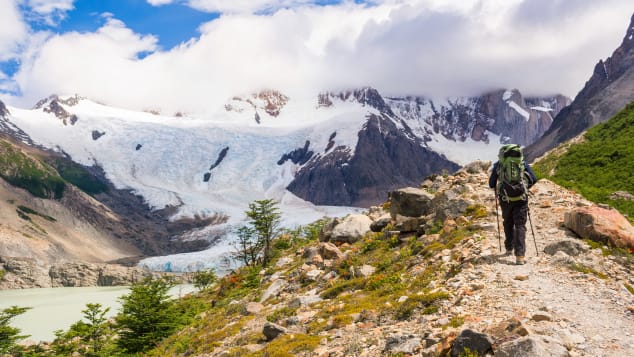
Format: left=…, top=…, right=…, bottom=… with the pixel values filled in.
left=431, top=189, right=471, bottom=221
left=564, top=206, right=634, bottom=249
left=319, top=242, right=344, bottom=261
left=543, top=240, right=589, bottom=257
left=495, top=335, right=570, bottom=357
left=450, top=329, right=493, bottom=357
left=262, top=322, right=287, bottom=341
left=390, top=187, right=435, bottom=218
left=370, top=214, right=392, bottom=232
left=320, top=214, right=372, bottom=244
left=384, top=333, right=422, bottom=355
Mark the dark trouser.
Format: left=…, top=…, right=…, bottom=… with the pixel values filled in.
left=500, top=199, right=528, bottom=257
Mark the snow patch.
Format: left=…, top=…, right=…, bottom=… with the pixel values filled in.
left=502, top=90, right=513, bottom=101
left=508, top=101, right=530, bottom=121
left=530, top=106, right=553, bottom=112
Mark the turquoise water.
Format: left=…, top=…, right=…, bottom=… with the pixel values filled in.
left=0, top=285, right=195, bottom=342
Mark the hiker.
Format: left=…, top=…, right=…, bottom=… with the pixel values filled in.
left=489, top=144, right=537, bottom=265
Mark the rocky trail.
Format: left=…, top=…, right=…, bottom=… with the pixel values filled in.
left=151, top=162, right=634, bottom=357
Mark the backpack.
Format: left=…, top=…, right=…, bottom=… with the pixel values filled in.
left=496, top=144, right=528, bottom=202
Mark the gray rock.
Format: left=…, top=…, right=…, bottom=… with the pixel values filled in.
left=370, top=215, right=392, bottom=232
left=390, top=187, right=435, bottom=218
left=354, top=264, right=376, bottom=278
left=320, top=214, right=372, bottom=244
left=432, top=190, right=471, bottom=221
left=262, top=322, right=287, bottom=341
left=394, top=215, right=425, bottom=233
left=544, top=240, right=588, bottom=257
left=260, top=279, right=287, bottom=302
left=495, top=335, right=570, bottom=357
left=384, top=333, right=422, bottom=355
left=319, top=242, right=343, bottom=260
left=451, top=329, right=493, bottom=357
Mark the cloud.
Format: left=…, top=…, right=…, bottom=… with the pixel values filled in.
left=186, top=0, right=313, bottom=14
left=0, top=0, right=28, bottom=61
left=26, top=0, right=75, bottom=25
left=8, top=0, right=634, bottom=114
left=147, top=0, right=174, bottom=6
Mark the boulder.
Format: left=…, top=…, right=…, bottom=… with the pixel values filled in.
left=463, top=160, right=491, bottom=174
left=450, top=329, right=493, bottom=357
left=564, top=206, right=634, bottom=249
left=390, top=187, right=435, bottom=218
left=394, top=215, right=425, bottom=233
left=319, top=242, right=344, bottom=261
left=262, top=322, right=287, bottom=341
left=495, top=335, right=570, bottom=357
left=432, top=189, right=471, bottom=221
left=384, top=333, right=422, bottom=355
left=320, top=214, right=372, bottom=244
left=370, top=214, right=392, bottom=232
left=543, top=240, right=588, bottom=257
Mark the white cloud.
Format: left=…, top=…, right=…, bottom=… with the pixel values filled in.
left=26, top=0, right=75, bottom=25
left=28, top=0, right=74, bottom=14
left=186, top=0, right=312, bottom=14
left=0, top=0, right=28, bottom=61
left=8, top=0, right=634, bottom=114
left=147, top=0, right=174, bottom=6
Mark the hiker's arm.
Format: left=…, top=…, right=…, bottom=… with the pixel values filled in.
left=488, top=162, right=498, bottom=189
left=524, top=162, right=538, bottom=188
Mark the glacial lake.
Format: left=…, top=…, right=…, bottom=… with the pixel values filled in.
left=0, top=285, right=196, bottom=342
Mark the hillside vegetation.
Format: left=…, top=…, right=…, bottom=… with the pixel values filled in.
left=533, top=101, right=634, bottom=222
left=0, top=139, right=108, bottom=199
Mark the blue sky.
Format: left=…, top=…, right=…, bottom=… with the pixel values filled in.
left=1, top=0, right=633, bottom=113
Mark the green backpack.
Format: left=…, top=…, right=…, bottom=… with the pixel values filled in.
left=497, top=144, right=528, bottom=202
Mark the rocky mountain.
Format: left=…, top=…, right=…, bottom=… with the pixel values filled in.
left=285, top=87, right=568, bottom=206
left=143, top=162, right=634, bottom=356
left=0, top=86, right=568, bottom=271
left=525, top=13, right=634, bottom=161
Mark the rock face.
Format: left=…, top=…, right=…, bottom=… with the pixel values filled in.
left=287, top=86, right=565, bottom=207
left=388, top=88, right=570, bottom=147
left=0, top=257, right=162, bottom=289
left=564, top=206, right=634, bottom=249
left=224, top=90, right=289, bottom=118
left=526, top=13, right=634, bottom=161
left=0, top=100, right=8, bottom=119
left=288, top=112, right=460, bottom=207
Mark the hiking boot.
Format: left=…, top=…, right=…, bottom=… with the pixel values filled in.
left=505, top=249, right=513, bottom=256
left=516, top=256, right=526, bottom=265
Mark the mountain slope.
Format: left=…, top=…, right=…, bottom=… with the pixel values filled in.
left=0, top=134, right=222, bottom=268
left=533, top=100, right=634, bottom=222
left=146, top=164, right=634, bottom=357
left=526, top=13, right=634, bottom=162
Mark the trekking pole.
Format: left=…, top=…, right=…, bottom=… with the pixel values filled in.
left=527, top=207, right=539, bottom=256
left=494, top=192, right=502, bottom=252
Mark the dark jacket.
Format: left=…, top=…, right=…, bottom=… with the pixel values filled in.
left=489, top=161, right=537, bottom=190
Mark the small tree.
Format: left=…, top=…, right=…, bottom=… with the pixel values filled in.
left=192, top=268, right=217, bottom=290
left=0, top=306, right=30, bottom=355
left=246, top=199, right=281, bottom=266
left=115, top=277, right=178, bottom=354
left=231, top=225, right=261, bottom=267
left=52, top=303, right=113, bottom=356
